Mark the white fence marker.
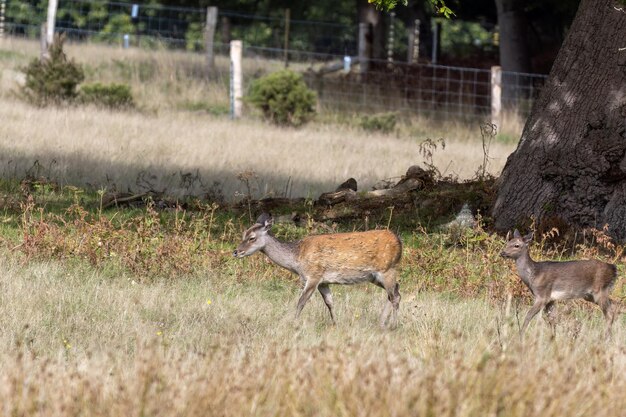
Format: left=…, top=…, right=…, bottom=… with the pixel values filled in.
left=46, top=0, right=58, bottom=45
left=491, top=66, right=502, bottom=128
left=230, top=40, right=243, bottom=119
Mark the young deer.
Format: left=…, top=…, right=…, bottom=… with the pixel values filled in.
left=233, top=213, right=403, bottom=328
left=501, top=229, right=618, bottom=337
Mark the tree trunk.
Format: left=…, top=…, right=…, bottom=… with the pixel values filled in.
left=495, top=0, right=531, bottom=102
left=495, top=0, right=531, bottom=73
left=493, top=0, right=626, bottom=240
left=357, top=0, right=386, bottom=60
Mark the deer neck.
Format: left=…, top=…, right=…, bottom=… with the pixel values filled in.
left=515, top=248, right=537, bottom=289
left=261, top=235, right=301, bottom=274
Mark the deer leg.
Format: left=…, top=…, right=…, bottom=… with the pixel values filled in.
left=377, top=270, right=400, bottom=329
left=370, top=276, right=391, bottom=327
left=521, top=299, right=547, bottom=337
left=318, top=284, right=336, bottom=324
left=542, top=301, right=557, bottom=334
left=295, top=279, right=318, bottom=319
left=595, top=294, right=616, bottom=338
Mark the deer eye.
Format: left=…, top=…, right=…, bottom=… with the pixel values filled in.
left=249, top=236, right=256, bottom=242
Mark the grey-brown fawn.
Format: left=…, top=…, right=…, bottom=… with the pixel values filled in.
left=501, top=229, right=618, bottom=337
left=233, top=214, right=403, bottom=328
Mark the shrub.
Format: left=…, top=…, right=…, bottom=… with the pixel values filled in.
left=96, top=14, right=137, bottom=44
left=80, top=83, right=134, bottom=109
left=359, top=113, right=397, bottom=134
left=22, top=35, right=85, bottom=106
left=247, top=70, right=316, bottom=127
left=185, top=22, right=204, bottom=52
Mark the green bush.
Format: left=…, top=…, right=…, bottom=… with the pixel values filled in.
left=96, top=14, right=138, bottom=44
left=185, top=22, right=204, bottom=52
left=80, top=83, right=134, bottom=109
left=247, top=70, right=317, bottom=127
left=22, top=35, right=85, bottom=106
left=359, top=113, right=397, bottom=133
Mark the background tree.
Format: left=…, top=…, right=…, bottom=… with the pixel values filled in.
left=493, top=0, right=626, bottom=239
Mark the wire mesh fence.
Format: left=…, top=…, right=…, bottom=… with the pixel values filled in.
left=4, top=0, right=355, bottom=54
left=305, top=60, right=494, bottom=119
left=1, top=0, right=548, bottom=121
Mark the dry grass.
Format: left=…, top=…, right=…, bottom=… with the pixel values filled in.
left=0, top=36, right=624, bottom=417
left=0, top=37, right=517, bottom=200
left=0, top=96, right=515, bottom=200
left=0, top=249, right=624, bottom=416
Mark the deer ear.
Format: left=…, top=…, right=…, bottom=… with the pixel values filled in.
left=262, top=216, right=273, bottom=231
left=505, top=230, right=511, bottom=241
left=513, top=229, right=521, bottom=239
left=522, top=232, right=533, bottom=243
left=255, top=212, right=272, bottom=225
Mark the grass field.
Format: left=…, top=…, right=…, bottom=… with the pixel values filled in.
left=0, top=37, right=625, bottom=416
left=0, top=244, right=624, bottom=416
left=0, top=38, right=517, bottom=200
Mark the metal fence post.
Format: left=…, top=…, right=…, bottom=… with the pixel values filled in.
left=387, top=12, right=395, bottom=67
left=0, top=0, right=6, bottom=39
left=491, top=66, right=502, bottom=128
left=230, top=40, right=243, bottom=119
left=283, top=8, right=290, bottom=68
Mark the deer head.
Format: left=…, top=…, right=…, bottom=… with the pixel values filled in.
left=500, top=229, right=533, bottom=259
left=233, top=213, right=273, bottom=258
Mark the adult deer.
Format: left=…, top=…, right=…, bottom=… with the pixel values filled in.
left=233, top=213, right=403, bottom=328
left=501, top=229, right=618, bottom=337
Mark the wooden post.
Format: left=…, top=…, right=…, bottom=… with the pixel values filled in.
left=230, top=40, right=243, bottom=119
left=40, top=23, right=48, bottom=60
left=407, top=19, right=420, bottom=64
left=387, top=12, right=395, bottom=67
left=491, top=65, right=502, bottom=128
left=221, top=16, right=231, bottom=46
left=46, top=0, right=58, bottom=46
left=205, top=6, right=218, bottom=73
left=358, top=22, right=370, bottom=76
left=283, top=8, right=290, bottom=68
left=131, top=4, right=140, bottom=46
left=0, top=0, right=6, bottom=39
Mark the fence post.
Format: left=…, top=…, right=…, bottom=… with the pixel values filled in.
left=283, top=8, right=290, bottom=68
left=358, top=22, right=370, bottom=77
left=407, top=19, right=420, bottom=64
left=46, top=0, right=58, bottom=46
left=40, top=23, right=48, bottom=60
left=0, top=0, right=6, bottom=39
left=205, top=6, right=218, bottom=73
left=491, top=65, right=502, bottom=128
left=131, top=4, right=140, bottom=46
left=221, top=16, right=231, bottom=45
left=230, top=40, right=243, bottom=119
